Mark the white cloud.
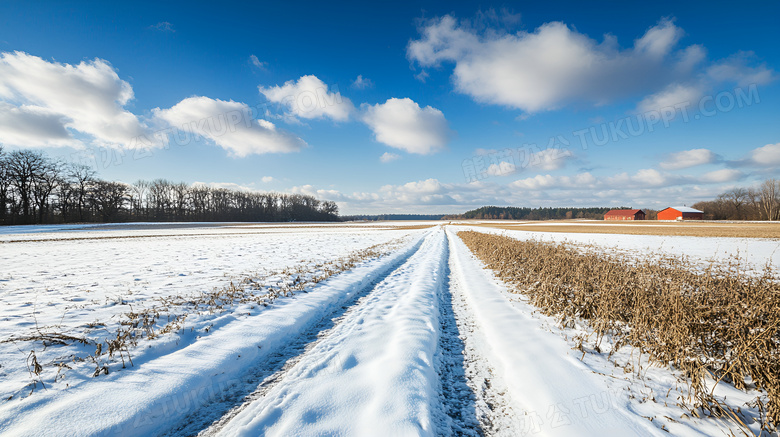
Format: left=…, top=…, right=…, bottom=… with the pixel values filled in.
left=510, top=172, right=597, bottom=190
left=0, top=51, right=146, bottom=148
left=507, top=168, right=721, bottom=192
left=630, top=168, right=668, bottom=186
left=530, top=147, right=573, bottom=171
left=379, top=152, right=400, bottom=163
left=0, top=102, right=80, bottom=148
left=637, top=83, right=705, bottom=113
left=361, top=98, right=450, bottom=154
left=287, top=168, right=740, bottom=215
left=351, top=75, right=373, bottom=89
left=249, top=55, right=267, bottom=70
left=660, top=148, right=717, bottom=169
left=700, top=168, right=744, bottom=183
left=153, top=96, right=306, bottom=157
left=749, top=143, right=780, bottom=166
left=408, top=16, right=774, bottom=114
left=261, top=176, right=275, bottom=183
left=510, top=174, right=559, bottom=189
left=486, top=161, right=516, bottom=176
left=259, top=75, right=354, bottom=121
left=707, top=52, right=775, bottom=86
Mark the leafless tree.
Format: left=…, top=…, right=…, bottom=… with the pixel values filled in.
left=90, top=180, right=128, bottom=222
left=0, top=146, right=9, bottom=224
left=6, top=150, right=48, bottom=223
left=717, top=188, right=750, bottom=220
left=759, top=179, right=780, bottom=221
left=32, top=159, right=61, bottom=223
left=67, top=163, right=96, bottom=222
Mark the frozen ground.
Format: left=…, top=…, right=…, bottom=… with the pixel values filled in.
left=0, top=223, right=772, bottom=436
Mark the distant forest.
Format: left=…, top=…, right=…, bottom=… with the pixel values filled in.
left=342, top=214, right=447, bottom=221
left=0, top=148, right=339, bottom=225
left=691, top=180, right=780, bottom=220
left=445, top=206, right=628, bottom=220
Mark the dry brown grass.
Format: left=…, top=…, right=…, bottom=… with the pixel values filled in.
left=458, top=230, right=780, bottom=432
left=475, top=221, right=780, bottom=239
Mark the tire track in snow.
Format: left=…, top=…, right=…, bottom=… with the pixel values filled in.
left=435, top=237, right=486, bottom=436
left=436, top=231, right=519, bottom=436
left=203, top=229, right=448, bottom=436
left=158, top=232, right=432, bottom=437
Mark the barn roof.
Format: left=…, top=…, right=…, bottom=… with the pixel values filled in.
left=666, top=206, right=703, bottom=213
left=604, top=209, right=643, bottom=217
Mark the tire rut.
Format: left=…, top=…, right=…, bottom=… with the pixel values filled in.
left=437, top=231, right=519, bottom=437
left=158, top=234, right=429, bottom=437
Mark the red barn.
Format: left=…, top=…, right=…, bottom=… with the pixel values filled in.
left=604, top=209, right=646, bottom=221
left=657, top=206, right=704, bottom=221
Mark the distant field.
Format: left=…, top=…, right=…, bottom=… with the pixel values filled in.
left=475, top=220, right=780, bottom=239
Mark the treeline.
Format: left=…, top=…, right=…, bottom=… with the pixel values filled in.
left=447, top=206, right=628, bottom=220
left=342, top=214, right=446, bottom=221
left=0, top=147, right=339, bottom=225
left=692, top=179, right=780, bottom=221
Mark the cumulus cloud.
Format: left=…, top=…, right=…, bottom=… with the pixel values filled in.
left=361, top=98, right=450, bottom=154
left=408, top=16, right=774, bottom=114
left=707, top=52, right=775, bottom=86
left=749, top=143, right=780, bottom=166
left=261, top=176, right=275, bottom=183
left=153, top=96, right=306, bottom=157
left=529, top=147, right=573, bottom=171
left=700, top=168, right=744, bottom=183
left=0, top=51, right=146, bottom=148
left=0, top=102, right=80, bottom=148
left=351, top=75, right=373, bottom=89
left=660, top=148, right=718, bottom=169
left=259, top=75, right=354, bottom=121
left=379, top=152, right=400, bottom=163
left=288, top=167, right=740, bottom=214
left=486, top=161, right=517, bottom=176
left=510, top=172, right=597, bottom=190
left=637, top=83, right=706, bottom=114
left=508, top=166, right=744, bottom=194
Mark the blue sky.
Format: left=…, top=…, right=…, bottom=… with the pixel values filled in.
left=1, top=1, right=778, bottom=214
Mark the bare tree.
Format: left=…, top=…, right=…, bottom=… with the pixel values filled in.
left=129, top=180, right=150, bottom=220
left=0, top=149, right=340, bottom=225
left=172, top=182, right=190, bottom=220
left=32, top=160, right=61, bottom=223
left=67, top=163, right=97, bottom=222
left=0, top=146, right=9, bottom=224
left=6, top=150, right=48, bottom=223
left=759, top=179, right=780, bottom=221
left=718, top=188, right=750, bottom=220
left=90, top=180, right=128, bottom=222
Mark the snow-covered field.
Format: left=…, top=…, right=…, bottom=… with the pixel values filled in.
left=0, top=222, right=773, bottom=436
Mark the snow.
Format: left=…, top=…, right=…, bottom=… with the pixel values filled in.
left=446, top=228, right=663, bottom=436
left=0, top=225, right=429, bottom=435
left=210, top=229, right=448, bottom=436
left=0, top=222, right=772, bottom=436
left=446, top=227, right=765, bottom=436
left=666, top=206, right=704, bottom=213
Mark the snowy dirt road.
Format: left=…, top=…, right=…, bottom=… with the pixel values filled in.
left=1, top=224, right=754, bottom=436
